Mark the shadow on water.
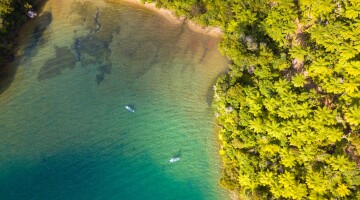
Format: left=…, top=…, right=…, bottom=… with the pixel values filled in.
left=24, top=11, right=52, bottom=58
left=173, top=149, right=182, bottom=158
left=0, top=7, right=51, bottom=95
left=205, top=70, right=229, bottom=107
left=0, top=64, right=17, bottom=95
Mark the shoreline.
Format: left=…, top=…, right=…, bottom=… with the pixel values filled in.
left=107, top=0, right=222, bottom=37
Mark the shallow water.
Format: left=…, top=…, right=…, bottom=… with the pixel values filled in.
left=0, top=0, right=229, bottom=199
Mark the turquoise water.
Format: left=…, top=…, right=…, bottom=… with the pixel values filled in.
left=0, top=1, right=229, bottom=199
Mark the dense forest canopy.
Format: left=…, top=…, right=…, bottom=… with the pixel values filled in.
left=144, top=0, right=360, bottom=199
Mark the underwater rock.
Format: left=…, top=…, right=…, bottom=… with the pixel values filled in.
left=70, top=4, right=121, bottom=85
left=37, top=47, right=76, bottom=81
left=96, top=73, right=104, bottom=86
left=73, top=38, right=81, bottom=61
left=98, top=64, right=112, bottom=74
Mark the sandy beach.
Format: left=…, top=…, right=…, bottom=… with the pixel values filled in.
left=106, top=0, right=223, bottom=37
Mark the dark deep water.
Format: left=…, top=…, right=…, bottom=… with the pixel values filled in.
left=0, top=0, right=229, bottom=199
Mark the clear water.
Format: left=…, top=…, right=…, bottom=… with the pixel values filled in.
left=0, top=1, right=229, bottom=199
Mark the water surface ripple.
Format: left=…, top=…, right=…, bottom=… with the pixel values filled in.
left=0, top=0, right=229, bottom=199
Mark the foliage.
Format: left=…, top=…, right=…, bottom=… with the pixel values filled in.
left=143, top=0, right=360, bottom=199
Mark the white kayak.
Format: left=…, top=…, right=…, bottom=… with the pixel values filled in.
left=170, top=157, right=180, bottom=163
left=125, top=106, right=135, bottom=112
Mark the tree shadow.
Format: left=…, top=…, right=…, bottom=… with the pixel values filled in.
left=172, top=149, right=182, bottom=158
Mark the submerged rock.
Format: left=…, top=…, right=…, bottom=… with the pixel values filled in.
left=37, top=47, right=76, bottom=81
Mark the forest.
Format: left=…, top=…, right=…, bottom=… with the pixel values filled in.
left=144, top=0, right=360, bottom=199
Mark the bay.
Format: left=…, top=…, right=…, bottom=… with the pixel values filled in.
left=0, top=0, right=229, bottom=199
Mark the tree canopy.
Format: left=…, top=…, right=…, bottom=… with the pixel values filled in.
left=144, top=0, right=360, bottom=199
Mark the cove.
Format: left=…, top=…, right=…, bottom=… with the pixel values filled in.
left=0, top=0, right=229, bottom=199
